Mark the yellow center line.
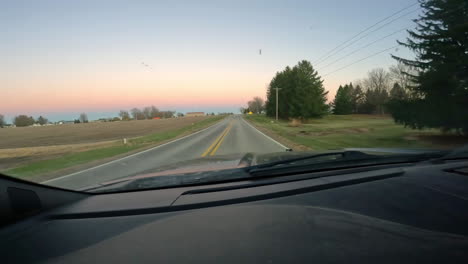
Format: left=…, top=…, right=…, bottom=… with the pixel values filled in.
left=209, top=123, right=232, bottom=156
left=201, top=121, right=232, bottom=157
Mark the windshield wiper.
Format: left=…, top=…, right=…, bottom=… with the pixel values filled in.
left=85, top=149, right=454, bottom=193
left=247, top=151, right=445, bottom=177
left=254, top=151, right=376, bottom=169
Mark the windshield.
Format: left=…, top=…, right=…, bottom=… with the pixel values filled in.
left=1, top=0, right=467, bottom=192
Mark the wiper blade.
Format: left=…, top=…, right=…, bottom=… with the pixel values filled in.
left=248, top=151, right=445, bottom=177
left=84, top=167, right=252, bottom=193
left=253, top=151, right=376, bottom=169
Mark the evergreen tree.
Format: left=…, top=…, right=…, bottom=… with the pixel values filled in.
left=266, top=61, right=328, bottom=119
left=390, top=0, right=468, bottom=134
left=389, top=82, right=407, bottom=100
left=333, top=84, right=353, bottom=114
left=351, top=84, right=364, bottom=113
left=360, top=89, right=378, bottom=114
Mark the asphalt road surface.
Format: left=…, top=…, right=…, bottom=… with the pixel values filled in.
left=44, top=116, right=288, bottom=189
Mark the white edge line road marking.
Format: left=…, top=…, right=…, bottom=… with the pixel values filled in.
left=42, top=118, right=227, bottom=184
left=241, top=117, right=289, bottom=150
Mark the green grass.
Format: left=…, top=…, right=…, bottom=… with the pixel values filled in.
left=5, top=116, right=225, bottom=179
left=245, top=114, right=455, bottom=151
left=6, top=144, right=142, bottom=178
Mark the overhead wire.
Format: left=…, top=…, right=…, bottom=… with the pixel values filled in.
left=322, top=45, right=399, bottom=77
left=320, top=1, right=467, bottom=77
left=312, top=2, right=419, bottom=65
left=317, top=27, right=407, bottom=71
left=315, top=8, right=420, bottom=66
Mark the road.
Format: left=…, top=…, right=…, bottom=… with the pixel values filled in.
left=44, top=116, right=288, bottom=189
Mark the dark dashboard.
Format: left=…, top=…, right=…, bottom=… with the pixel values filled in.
left=1, top=161, right=468, bottom=263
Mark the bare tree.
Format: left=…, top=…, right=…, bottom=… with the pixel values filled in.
left=150, top=106, right=159, bottom=118
left=362, top=68, right=391, bottom=115
left=79, top=113, right=88, bottom=123
left=142, top=106, right=152, bottom=119
left=160, top=111, right=175, bottom=118
left=247, top=96, right=265, bottom=114
left=0, top=114, right=5, bottom=128
left=130, top=108, right=144, bottom=120
left=389, top=63, right=418, bottom=99
left=364, top=68, right=391, bottom=92
left=119, top=110, right=131, bottom=121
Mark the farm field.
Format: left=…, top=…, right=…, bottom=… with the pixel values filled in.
left=0, top=116, right=210, bottom=149
left=0, top=116, right=224, bottom=177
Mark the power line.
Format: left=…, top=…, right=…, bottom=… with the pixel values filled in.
left=319, top=2, right=466, bottom=76
left=312, top=2, right=419, bottom=65
left=320, top=1, right=467, bottom=78
left=322, top=45, right=398, bottom=77
left=318, top=27, right=407, bottom=71
left=315, top=8, right=419, bottom=66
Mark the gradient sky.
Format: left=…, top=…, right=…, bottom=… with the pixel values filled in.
left=1, top=0, right=420, bottom=121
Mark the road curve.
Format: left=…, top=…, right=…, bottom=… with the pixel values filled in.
left=44, top=116, right=287, bottom=189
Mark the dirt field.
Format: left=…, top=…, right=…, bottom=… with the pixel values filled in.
left=0, top=116, right=209, bottom=149
left=0, top=116, right=222, bottom=172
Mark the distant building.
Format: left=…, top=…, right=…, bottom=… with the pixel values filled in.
left=186, top=112, right=205, bottom=117
left=57, top=120, right=74, bottom=125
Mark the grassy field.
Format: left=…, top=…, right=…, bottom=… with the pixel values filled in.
left=1, top=116, right=224, bottom=180
left=245, top=114, right=466, bottom=151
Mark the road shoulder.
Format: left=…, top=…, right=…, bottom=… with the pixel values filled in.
left=243, top=116, right=311, bottom=151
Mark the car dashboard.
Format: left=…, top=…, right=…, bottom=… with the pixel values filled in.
left=1, top=160, right=468, bottom=263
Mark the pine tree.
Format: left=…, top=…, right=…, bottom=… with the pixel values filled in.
left=390, top=0, right=468, bottom=134
left=333, top=84, right=353, bottom=114
left=351, top=84, right=364, bottom=113
left=360, top=89, right=378, bottom=114
left=389, top=82, right=407, bottom=100
left=266, top=61, right=328, bottom=119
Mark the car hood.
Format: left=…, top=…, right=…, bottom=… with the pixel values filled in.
left=89, top=147, right=439, bottom=189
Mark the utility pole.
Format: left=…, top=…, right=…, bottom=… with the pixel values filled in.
left=274, top=87, right=281, bottom=121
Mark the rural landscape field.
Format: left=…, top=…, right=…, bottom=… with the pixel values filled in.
left=245, top=114, right=467, bottom=151
left=0, top=116, right=223, bottom=181
left=3, top=112, right=465, bottom=184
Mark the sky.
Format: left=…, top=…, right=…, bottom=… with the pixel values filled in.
left=1, top=0, right=420, bottom=122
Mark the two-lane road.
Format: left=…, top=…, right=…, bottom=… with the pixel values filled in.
left=45, top=116, right=287, bottom=189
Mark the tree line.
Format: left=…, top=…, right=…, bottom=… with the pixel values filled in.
left=240, top=97, right=265, bottom=114
left=244, top=0, right=467, bottom=135
left=0, top=113, right=88, bottom=127
left=333, top=0, right=467, bottom=134
left=4, top=115, right=50, bottom=127
left=0, top=106, right=180, bottom=127
left=0, top=113, right=91, bottom=127
left=118, top=106, right=177, bottom=121
left=331, top=64, right=412, bottom=115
